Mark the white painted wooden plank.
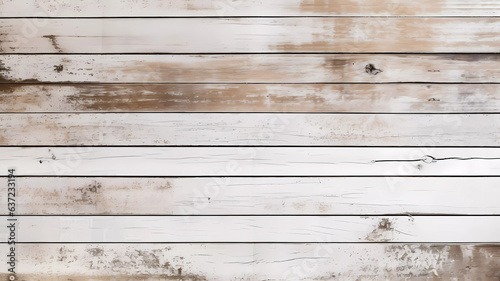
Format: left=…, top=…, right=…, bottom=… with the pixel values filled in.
left=2, top=18, right=500, bottom=53
left=1, top=147, right=500, bottom=176
left=1, top=113, right=499, bottom=146
left=1, top=84, right=500, bottom=113
left=2, top=0, right=499, bottom=17
left=1, top=54, right=499, bottom=83
left=2, top=244, right=498, bottom=280
left=6, top=216, right=500, bottom=242
left=8, top=177, right=500, bottom=215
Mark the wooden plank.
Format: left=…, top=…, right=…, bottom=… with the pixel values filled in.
left=1, top=113, right=499, bottom=146
left=2, top=84, right=500, bottom=113
left=2, top=0, right=499, bottom=17
left=2, top=244, right=499, bottom=280
left=5, top=216, right=500, bottom=242
left=2, top=54, right=500, bottom=83
left=8, top=177, right=500, bottom=215
left=2, top=18, right=500, bottom=53
left=1, top=147, right=500, bottom=176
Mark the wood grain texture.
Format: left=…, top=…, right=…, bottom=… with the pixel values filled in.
left=2, top=54, right=500, bottom=83
left=2, top=0, right=500, bottom=16
left=2, top=18, right=500, bottom=53
left=6, top=216, right=500, bottom=242
left=2, top=244, right=500, bottom=280
left=8, top=177, right=500, bottom=215
left=1, top=84, right=500, bottom=113
left=1, top=113, right=499, bottom=146
left=2, top=147, right=500, bottom=176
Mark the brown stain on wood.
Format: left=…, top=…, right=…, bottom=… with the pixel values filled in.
left=298, top=0, right=443, bottom=15
left=43, top=35, right=64, bottom=53
left=2, top=84, right=500, bottom=113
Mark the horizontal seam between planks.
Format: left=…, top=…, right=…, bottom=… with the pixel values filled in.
left=2, top=16, right=500, bottom=19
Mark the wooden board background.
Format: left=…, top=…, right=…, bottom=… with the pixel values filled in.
left=1, top=0, right=500, bottom=279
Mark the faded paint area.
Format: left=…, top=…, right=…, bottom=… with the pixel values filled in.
left=1, top=0, right=500, bottom=16
left=5, top=244, right=500, bottom=280
left=8, top=177, right=500, bottom=215
left=1, top=18, right=500, bottom=53
left=1, top=113, right=500, bottom=146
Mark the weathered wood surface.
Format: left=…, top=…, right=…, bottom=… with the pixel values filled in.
left=2, top=113, right=499, bottom=146
left=2, top=147, right=500, bottom=176
left=2, top=54, right=500, bottom=83
left=2, top=0, right=499, bottom=17
left=7, top=177, right=500, bottom=215
left=5, top=216, right=500, bottom=242
left=2, top=244, right=500, bottom=280
left=1, top=84, right=500, bottom=113
left=2, top=18, right=500, bottom=53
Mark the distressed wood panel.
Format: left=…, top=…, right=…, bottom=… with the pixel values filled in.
left=2, top=244, right=500, bottom=280
left=5, top=216, right=500, bottom=242
left=1, top=84, right=500, bottom=113
left=2, top=18, right=500, bottom=53
left=8, top=177, right=500, bottom=215
left=2, top=147, right=500, bottom=176
left=2, top=0, right=500, bottom=16
left=2, top=54, right=499, bottom=83
left=1, top=113, right=499, bottom=146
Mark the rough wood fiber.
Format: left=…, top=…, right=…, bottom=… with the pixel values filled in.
left=1, top=147, right=500, bottom=176
left=2, top=0, right=499, bottom=16
left=1, top=84, right=500, bottom=113
left=2, top=18, right=500, bottom=53
left=2, top=55, right=500, bottom=83
left=2, top=244, right=500, bottom=280
left=1, top=113, right=499, bottom=146
left=7, top=177, right=500, bottom=215
left=5, top=216, right=500, bottom=242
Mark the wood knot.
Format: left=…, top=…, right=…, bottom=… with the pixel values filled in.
left=53, top=64, right=64, bottom=73
left=365, top=64, right=383, bottom=75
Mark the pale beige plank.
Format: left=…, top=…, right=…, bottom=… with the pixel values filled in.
left=2, top=84, right=499, bottom=113
left=2, top=0, right=499, bottom=16
left=7, top=177, right=500, bottom=215
left=1, top=54, right=500, bottom=83
left=2, top=244, right=499, bottom=280
left=1, top=113, right=499, bottom=146
left=2, top=18, right=500, bottom=53
left=5, top=216, right=500, bottom=242
left=1, top=147, right=499, bottom=176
